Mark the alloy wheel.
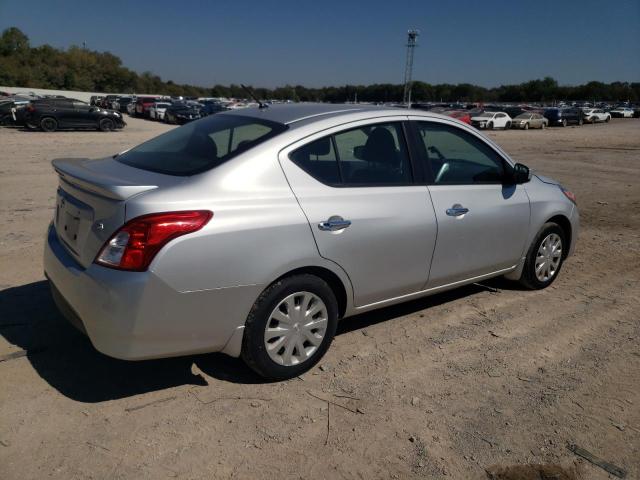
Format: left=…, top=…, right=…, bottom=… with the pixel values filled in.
left=535, top=233, right=562, bottom=282
left=264, top=291, right=328, bottom=367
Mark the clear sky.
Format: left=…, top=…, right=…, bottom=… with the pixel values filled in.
left=1, top=0, right=638, bottom=88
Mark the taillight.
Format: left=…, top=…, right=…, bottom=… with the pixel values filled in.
left=95, top=211, right=212, bottom=271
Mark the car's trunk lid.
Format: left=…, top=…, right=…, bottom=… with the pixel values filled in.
left=52, top=157, right=170, bottom=268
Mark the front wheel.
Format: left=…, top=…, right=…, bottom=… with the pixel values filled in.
left=488, top=121, right=494, bottom=130
left=504, top=121, right=511, bottom=130
left=605, top=116, right=610, bottom=123
left=99, top=118, right=115, bottom=132
left=524, top=123, right=529, bottom=130
left=518, top=222, right=566, bottom=290
left=241, top=274, right=338, bottom=380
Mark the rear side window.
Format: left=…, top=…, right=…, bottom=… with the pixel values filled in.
left=117, top=114, right=287, bottom=176
left=289, top=122, right=413, bottom=187
left=415, top=122, right=505, bottom=185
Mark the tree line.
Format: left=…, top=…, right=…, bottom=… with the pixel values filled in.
left=1, top=27, right=638, bottom=103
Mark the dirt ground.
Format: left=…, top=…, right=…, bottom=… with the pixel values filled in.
left=1, top=116, right=639, bottom=480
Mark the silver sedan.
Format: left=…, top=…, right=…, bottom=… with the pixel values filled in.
left=44, top=104, right=579, bottom=379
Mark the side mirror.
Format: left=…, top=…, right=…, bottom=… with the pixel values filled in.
left=510, top=163, right=531, bottom=184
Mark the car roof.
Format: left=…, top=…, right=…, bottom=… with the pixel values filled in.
left=218, top=103, right=408, bottom=127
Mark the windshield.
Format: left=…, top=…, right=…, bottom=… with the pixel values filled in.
left=477, top=112, right=494, bottom=118
left=515, top=113, right=532, bottom=119
left=117, top=114, right=288, bottom=176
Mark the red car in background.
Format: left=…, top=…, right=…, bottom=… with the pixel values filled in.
left=135, top=96, right=162, bottom=117
left=443, top=110, right=472, bottom=124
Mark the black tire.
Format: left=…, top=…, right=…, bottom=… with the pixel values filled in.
left=488, top=121, right=494, bottom=129
left=241, top=274, right=339, bottom=380
left=605, top=116, right=610, bottom=123
left=505, top=121, right=511, bottom=130
left=578, top=117, right=583, bottom=126
left=40, top=117, right=58, bottom=132
left=518, top=222, right=566, bottom=290
left=541, top=122, right=546, bottom=129
left=98, top=118, right=115, bottom=132
left=524, top=122, right=529, bottom=130
left=562, top=119, right=567, bottom=127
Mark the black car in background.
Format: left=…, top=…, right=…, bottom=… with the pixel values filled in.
left=115, top=96, right=133, bottom=113
left=164, top=102, right=202, bottom=124
left=199, top=100, right=227, bottom=116
left=543, top=107, right=585, bottom=127
left=25, top=98, right=126, bottom=132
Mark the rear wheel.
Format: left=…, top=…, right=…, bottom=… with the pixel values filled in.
left=40, top=117, right=58, bottom=132
left=518, top=222, right=566, bottom=290
left=605, top=116, right=610, bottom=123
left=562, top=119, right=567, bottom=127
left=241, top=274, right=338, bottom=380
left=541, top=122, right=546, bottom=129
left=99, top=118, right=115, bottom=132
left=504, top=121, right=511, bottom=130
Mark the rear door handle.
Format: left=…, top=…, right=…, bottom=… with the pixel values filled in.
left=446, top=204, right=469, bottom=217
left=318, top=216, right=351, bottom=231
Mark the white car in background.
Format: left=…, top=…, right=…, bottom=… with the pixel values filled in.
left=582, top=108, right=611, bottom=123
left=470, top=111, right=512, bottom=130
left=610, top=107, right=634, bottom=118
left=149, top=102, right=172, bottom=121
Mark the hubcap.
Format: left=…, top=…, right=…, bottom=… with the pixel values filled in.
left=535, top=233, right=562, bottom=282
left=264, top=291, right=328, bottom=367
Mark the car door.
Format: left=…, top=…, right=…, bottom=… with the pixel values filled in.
left=69, top=101, right=94, bottom=127
left=279, top=118, right=437, bottom=307
left=51, top=100, right=76, bottom=127
left=409, top=118, right=531, bottom=288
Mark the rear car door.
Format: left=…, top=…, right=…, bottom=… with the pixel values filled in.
left=279, top=118, right=437, bottom=307
left=409, top=119, right=531, bottom=287
left=71, top=101, right=95, bottom=127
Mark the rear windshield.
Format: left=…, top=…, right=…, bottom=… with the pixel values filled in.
left=116, top=114, right=287, bottom=176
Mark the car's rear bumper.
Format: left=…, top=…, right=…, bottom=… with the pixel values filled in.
left=44, top=223, right=260, bottom=360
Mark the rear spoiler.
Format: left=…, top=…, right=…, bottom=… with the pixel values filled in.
left=52, top=158, right=157, bottom=201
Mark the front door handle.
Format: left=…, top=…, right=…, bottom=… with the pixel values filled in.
left=318, top=216, right=351, bottom=231
left=446, top=204, right=469, bottom=217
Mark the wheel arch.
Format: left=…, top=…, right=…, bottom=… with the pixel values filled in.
left=546, top=214, right=572, bottom=259
left=273, top=266, right=349, bottom=319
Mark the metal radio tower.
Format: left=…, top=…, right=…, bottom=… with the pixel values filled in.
left=402, top=29, right=419, bottom=106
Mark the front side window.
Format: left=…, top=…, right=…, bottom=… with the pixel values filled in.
left=415, top=122, right=505, bottom=185
left=117, top=114, right=287, bottom=176
left=289, top=122, right=413, bottom=186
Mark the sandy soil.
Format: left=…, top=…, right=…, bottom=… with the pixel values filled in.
left=0, top=116, right=639, bottom=480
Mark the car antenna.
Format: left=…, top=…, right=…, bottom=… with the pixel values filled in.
left=241, top=84, right=268, bottom=109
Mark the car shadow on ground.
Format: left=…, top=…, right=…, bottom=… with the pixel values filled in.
left=0, top=278, right=522, bottom=403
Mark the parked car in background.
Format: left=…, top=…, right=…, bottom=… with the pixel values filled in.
left=442, top=110, right=471, bottom=124
left=543, top=108, right=584, bottom=127
left=149, top=102, right=172, bottom=121
left=0, top=96, right=32, bottom=126
left=101, top=95, right=120, bottom=109
left=470, top=111, right=512, bottom=129
left=164, top=102, right=202, bottom=124
left=610, top=107, right=634, bottom=118
left=200, top=100, right=227, bottom=117
left=126, top=98, right=137, bottom=116
left=135, top=96, right=161, bottom=117
left=115, top=96, right=133, bottom=113
left=44, top=104, right=579, bottom=380
left=24, top=98, right=126, bottom=132
left=582, top=108, right=611, bottom=123
left=511, top=112, right=548, bottom=130
left=90, top=95, right=103, bottom=106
